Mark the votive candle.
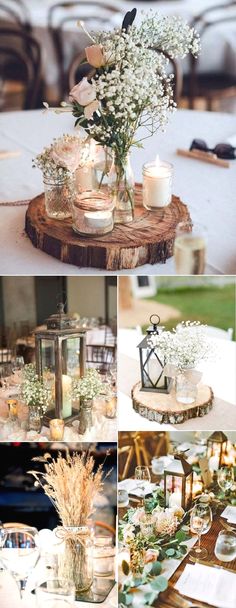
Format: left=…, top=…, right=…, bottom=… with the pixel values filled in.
left=143, top=157, right=173, bottom=209
left=49, top=418, right=65, bottom=441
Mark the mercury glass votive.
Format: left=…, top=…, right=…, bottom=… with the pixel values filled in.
left=105, top=394, right=117, bottom=419
left=7, top=399, right=18, bottom=420
left=49, top=418, right=65, bottom=441
left=142, top=160, right=173, bottom=209
left=72, top=190, right=114, bottom=237
left=93, top=536, right=115, bottom=577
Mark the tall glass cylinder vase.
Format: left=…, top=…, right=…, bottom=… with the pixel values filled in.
left=58, top=526, right=93, bottom=596
left=43, top=175, right=74, bottom=220
left=108, top=153, right=134, bottom=224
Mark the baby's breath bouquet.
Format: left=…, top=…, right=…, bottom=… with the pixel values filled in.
left=21, top=364, right=51, bottom=417
left=148, top=321, right=212, bottom=371
left=72, top=368, right=105, bottom=401
left=29, top=451, right=109, bottom=594
left=32, top=134, right=89, bottom=180
left=47, top=8, right=199, bottom=222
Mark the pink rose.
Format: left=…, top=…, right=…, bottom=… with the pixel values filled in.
left=85, top=44, right=106, bottom=68
left=69, top=77, right=96, bottom=106
left=51, top=141, right=82, bottom=173
left=84, top=99, right=100, bottom=120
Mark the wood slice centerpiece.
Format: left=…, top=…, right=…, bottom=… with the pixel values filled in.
left=132, top=381, right=214, bottom=424
left=25, top=184, right=190, bottom=271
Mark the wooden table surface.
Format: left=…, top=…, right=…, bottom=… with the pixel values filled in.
left=119, top=502, right=236, bottom=608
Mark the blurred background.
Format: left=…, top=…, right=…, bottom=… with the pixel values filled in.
left=119, top=276, right=235, bottom=340
left=0, top=0, right=236, bottom=114
left=0, top=442, right=117, bottom=532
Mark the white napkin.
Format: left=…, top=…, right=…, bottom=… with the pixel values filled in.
left=175, top=563, right=236, bottom=608
left=221, top=506, right=236, bottom=524
left=118, top=478, right=156, bottom=497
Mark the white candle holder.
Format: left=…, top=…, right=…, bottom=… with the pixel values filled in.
left=142, top=160, right=173, bottom=210
left=72, top=190, right=114, bottom=237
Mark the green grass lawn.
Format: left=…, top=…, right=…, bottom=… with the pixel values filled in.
left=145, top=284, right=235, bottom=339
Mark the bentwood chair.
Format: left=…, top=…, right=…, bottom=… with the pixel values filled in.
left=118, top=432, right=169, bottom=480
left=185, top=1, right=236, bottom=110
left=48, top=1, right=121, bottom=98
left=0, top=0, right=31, bottom=33
left=0, top=28, right=41, bottom=110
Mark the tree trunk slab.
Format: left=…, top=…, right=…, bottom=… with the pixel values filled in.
left=25, top=185, right=190, bottom=271
left=132, top=381, right=214, bottom=424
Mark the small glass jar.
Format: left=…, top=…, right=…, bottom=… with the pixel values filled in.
left=58, top=526, right=93, bottom=595
left=93, top=536, right=115, bottom=577
left=44, top=175, right=74, bottom=220
left=28, top=408, right=42, bottom=433
left=72, top=190, right=114, bottom=237
left=49, top=418, right=65, bottom=441
left=105, top=394, right=117, bottom=419
left=176, top=371, right=197, bottom=405
left=142, top=161, right=173, bottom=210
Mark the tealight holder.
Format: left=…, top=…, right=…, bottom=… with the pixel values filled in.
left=93, top=536, right=115, bottom=577
left=72, top=190, right=114, bottom=237
left=49, top=418, right=65, bottom=441
left=142, top=160, right=173, bottom=210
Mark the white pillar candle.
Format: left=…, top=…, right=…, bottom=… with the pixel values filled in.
left=62, top=374, right=72, bottom=419
left=143, top=157, right=173, bottom=209
left=169, top=490, right=182, bottom=508
left=209, top=455, right=219, bottom=472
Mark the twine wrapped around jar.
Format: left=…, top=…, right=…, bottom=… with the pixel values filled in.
left=56, top=525, right=93, bottom=595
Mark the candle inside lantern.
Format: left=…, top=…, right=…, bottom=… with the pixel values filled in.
left=62, top=374, right=72, bottom=418
left=143, top=156, right=173, bottom=209
left=192, top=480, right=203, bottom=497
left=209, top=455, right=219, bottom=472
left=49, top=418, right=65, bottom=441
left=169, top=489, right=182, bottom=508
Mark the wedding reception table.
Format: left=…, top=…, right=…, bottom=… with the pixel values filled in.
left=118, top=500, right=236, bottom=608
left=0, top=108, right=235, bottom=275
left=118, top=329, right=236, bottom=430
left=1, top=0, right=235, bottom=101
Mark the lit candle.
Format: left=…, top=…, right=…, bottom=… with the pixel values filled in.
left=169, top=490, right=182, bottom=508
left=7, top=399, right=18, bottom=418
left=192, top=480, right=203, bottom=497
left=105, top=396, right=117, bottom=419
left=62, top=375, right=72, bottom=419
left=49, top=418, right=65, bottom=441
left=143, top=156, right=173, bottom=209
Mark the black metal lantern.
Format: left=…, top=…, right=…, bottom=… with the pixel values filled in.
left=207, top=431, right=228, bottom=469
left=164, top=454, right=193, bottom=511
left=35, top=303, right=86, bottom=425
left=137, top=314, right=171, bottom=393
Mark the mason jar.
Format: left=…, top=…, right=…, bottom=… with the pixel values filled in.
left=72, top=190, right=114, bottom=237
left=43, top=175, right=74, bottom=220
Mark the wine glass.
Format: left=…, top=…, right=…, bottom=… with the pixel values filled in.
left=174, top=220, right=207, bottom=275
left=217, top=467, right=234, bottom=493
left=134, top=466, right=151, bottom=505
left=11, top=357, right=24, bottom=374
left=214, top=530, right=236, bottom=563
left=0, top=527, right=40, bottom=596
left=189, top=503, right=212, bottom=562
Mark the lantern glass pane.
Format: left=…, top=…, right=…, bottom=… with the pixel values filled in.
left=142, top=347, right=165, bottom=389
left=62, top=373, right=72, bottom=419
left=64, top=337, right=81, bottom=377
left=166, top=474, right=182, bottom=507
left=41, top=339, right=55, bottom=373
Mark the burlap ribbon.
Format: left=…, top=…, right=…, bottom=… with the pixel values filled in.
left=163, top=364, right=202, bottom=385
left=55, top=526, right=89, bottom=547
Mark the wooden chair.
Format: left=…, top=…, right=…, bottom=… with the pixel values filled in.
left=86, top=343, right=116, bottom=374
left=0, top=0, right=31, bottom=33
left=0, top=28, right=41, bottom=110
left=185, top=1, right=236, bottom=110
left=118, top=432, right=170, bottom=480
left=48, top=1, right=121, bottom=98
left=94, top=520, right=115, bottom=536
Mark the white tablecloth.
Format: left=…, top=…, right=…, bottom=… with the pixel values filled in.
left=118, top=328, right=236, bottom=430
left=2, top=0, right=235, bottom=100
left=0, top=570, right=117, bottom=608
left=0, top=108, right=235, bottom=275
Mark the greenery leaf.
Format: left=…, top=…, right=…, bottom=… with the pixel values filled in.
left=122, top=560, right=130, bottom=576
left=150, top=575, right=168, bottom=592
left=175, top=530, right=187, bottom=542
left=165, top=548, right=176, bottom=557
left=150, top=561, right=162, bottom=576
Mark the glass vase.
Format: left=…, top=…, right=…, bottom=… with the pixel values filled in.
left=108, top=153, right=134, bottom=224
left=79, top=398, right=93, bottom=435
left=175, top=370, right=197, bottom=405
left=28, top=408, right=42, bottom=432
left=58, top=526, right=93, bottom=597
left=43, top=175, right=74, bottom=220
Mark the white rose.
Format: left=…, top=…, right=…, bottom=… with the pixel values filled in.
left=69, top=77, right=96, bottom=106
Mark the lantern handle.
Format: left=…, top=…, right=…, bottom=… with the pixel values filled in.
left=150, top=314, right=160, bottom=330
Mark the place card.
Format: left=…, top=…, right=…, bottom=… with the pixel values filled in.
left=199, top=456, right=212, bottom=487
left=175, top=563, right=236, bottom=608
left=221, top=506, right=236, bottom=524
